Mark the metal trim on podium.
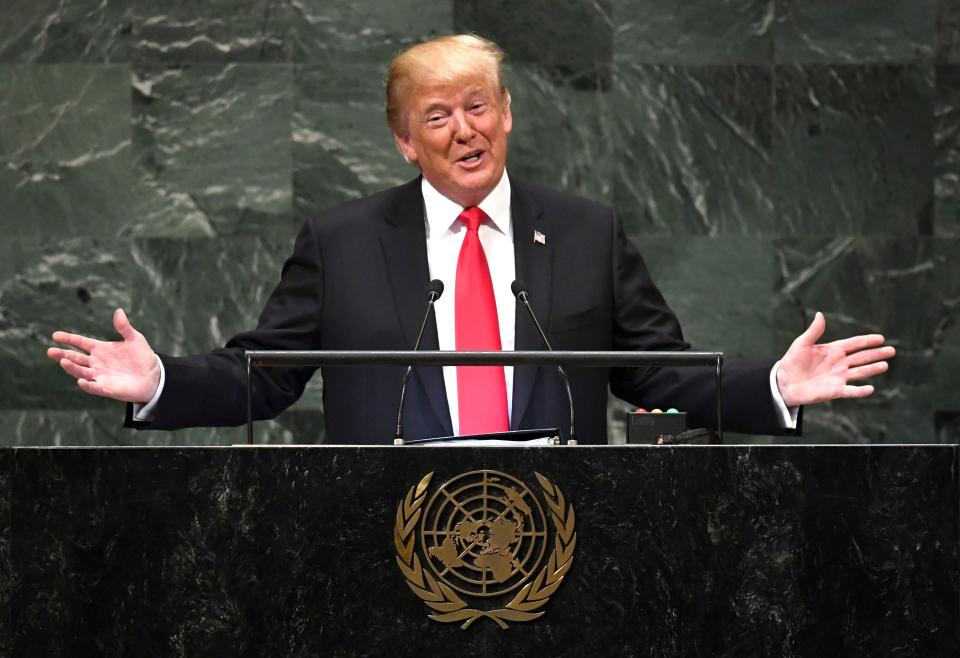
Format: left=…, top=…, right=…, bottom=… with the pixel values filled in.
left=243, top=350, right=724, bottom=445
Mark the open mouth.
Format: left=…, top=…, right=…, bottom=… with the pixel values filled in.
left=458, top=150, right=483, bottom=164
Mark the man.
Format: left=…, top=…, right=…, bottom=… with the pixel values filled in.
left=47, top=35, right=894, bottom=444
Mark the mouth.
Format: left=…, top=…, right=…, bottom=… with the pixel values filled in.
left=456, top=150, right=484, bottom=167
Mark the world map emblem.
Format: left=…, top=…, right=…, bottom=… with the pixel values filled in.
left=394, top=470, right=577, bottom=629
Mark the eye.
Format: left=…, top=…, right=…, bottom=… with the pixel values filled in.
left=469, top=102, right=486, bottom=113
left=425, top=113, right=448, bottom=127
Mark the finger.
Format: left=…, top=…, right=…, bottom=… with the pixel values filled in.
left=47, top=348, right=91, bottom=366
left=60, top=358, right=98, bottom=381
left=51, top=331, right=97, bottom=353
left=842, top=384, right=875, bottom=398
left=77, top=378, right=110, bottom=398
left=846, top=346, right=896, bottom=367
left=847, top=362, right=888, bottom=381
left=113, top=308, right=139, bottom=342
left=47, top=347, right=67, bottom=362
left=834, top=333, right=886, bottom=354
left=795, top=311, right=826, bottom=347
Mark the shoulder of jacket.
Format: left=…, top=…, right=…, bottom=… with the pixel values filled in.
left=512, top=177, right=616, bottom=226
left=301, top=178, right=421, bottom=235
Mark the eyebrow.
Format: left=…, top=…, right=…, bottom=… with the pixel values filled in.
left=421, top=101, right=449, bottom=115
left=418, top=87, right=490, bottom=115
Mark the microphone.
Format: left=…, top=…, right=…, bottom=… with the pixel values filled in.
left=394, top=279, right=444, bottom=444
left=511, top=280, right=576, bottom=444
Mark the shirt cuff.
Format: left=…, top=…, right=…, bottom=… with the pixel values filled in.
left=131, top=355, right=165, bottom=422
left=769, top=360, right=799, bottom=430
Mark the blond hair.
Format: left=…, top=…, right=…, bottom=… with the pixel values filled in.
left=385, top=34, right=511, bottom=135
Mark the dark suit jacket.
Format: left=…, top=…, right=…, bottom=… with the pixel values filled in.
left=130, top=177, right=793, bottom=444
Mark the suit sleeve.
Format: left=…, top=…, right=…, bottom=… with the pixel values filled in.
left=126, top=220, right=325, bottom=430
left=606, top=212, right=798, bottom=436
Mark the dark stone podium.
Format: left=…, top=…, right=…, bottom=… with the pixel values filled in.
left=0, top=445, right=957, bottom=657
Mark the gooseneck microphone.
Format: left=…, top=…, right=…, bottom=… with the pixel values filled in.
left=394, top=279, right=444, bottom=444
left=511, top=280, right=576, bottom=443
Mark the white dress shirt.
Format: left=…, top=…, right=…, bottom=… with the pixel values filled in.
left=422, top=172, right=515, bottom=435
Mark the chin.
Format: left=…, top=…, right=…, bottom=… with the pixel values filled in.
left=458, top=173, right=497, bottom=194
left=455, top=185, right=493, bottom=206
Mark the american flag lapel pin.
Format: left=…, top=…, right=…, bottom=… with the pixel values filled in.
left=533, top=230, right=546, bottom=245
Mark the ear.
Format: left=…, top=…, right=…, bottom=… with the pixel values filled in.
left=393, top=131, right=419, bottom=165
left=500, top=89, right=513, bottom=135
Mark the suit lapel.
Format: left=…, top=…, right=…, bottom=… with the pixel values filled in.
left=510, top=181, right=552, bottom=430
left=379, top=177, right=453, bottom=436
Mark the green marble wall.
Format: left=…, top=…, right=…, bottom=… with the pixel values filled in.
left=1, top=0, right=956, bottom=445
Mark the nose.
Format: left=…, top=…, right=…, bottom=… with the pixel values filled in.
left=451, top=110, right=476, bottom=142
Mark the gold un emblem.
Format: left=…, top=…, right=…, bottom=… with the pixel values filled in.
left=394, top=470, right=577, bottom=629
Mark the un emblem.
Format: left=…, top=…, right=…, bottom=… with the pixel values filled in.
left=394, top=470, right=577, bottom=629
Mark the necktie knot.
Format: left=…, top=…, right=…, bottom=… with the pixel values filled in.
left=458, top=206, right=487, bottom=232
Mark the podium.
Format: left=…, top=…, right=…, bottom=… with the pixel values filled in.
left=0, top=444, right=956, bottom=656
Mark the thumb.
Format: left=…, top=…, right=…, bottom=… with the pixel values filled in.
left=795, top=311, right=825, bottom=347
left=113, top=308, right=139, bottom=341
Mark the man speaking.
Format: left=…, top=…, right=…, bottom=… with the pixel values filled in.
left=46, top=35, right=894, bottom=444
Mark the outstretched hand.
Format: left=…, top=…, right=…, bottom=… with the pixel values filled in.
left=47, top=308, right=161, bottom=404
left=776, top=312, right=895, bottom=408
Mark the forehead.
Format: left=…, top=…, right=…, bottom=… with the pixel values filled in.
left=405, top=77, right=499, bottom=109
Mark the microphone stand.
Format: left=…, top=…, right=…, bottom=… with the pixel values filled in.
left=512, top=281, right=577, bottom=445
left=394, top=281, right=444, bottom=445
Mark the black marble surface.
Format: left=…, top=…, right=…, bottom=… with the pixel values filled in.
left=0, top=445, right=956, bottom=656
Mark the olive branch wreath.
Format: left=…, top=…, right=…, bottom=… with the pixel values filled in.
left=394, top=471, right=576, bottom=630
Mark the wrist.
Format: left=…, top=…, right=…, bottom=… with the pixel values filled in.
left=141, top=353, right=161, bottom=404
left=775, top=364, right=796, bottom=408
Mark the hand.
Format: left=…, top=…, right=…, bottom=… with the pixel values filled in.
left=776, top=312, right=895, bottom=408
left=47, top=308, right=161, bottom=404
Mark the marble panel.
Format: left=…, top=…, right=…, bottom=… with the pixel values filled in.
left=612, top=0, right=773, bottom=65
left=934, top=410, right=960, bottom=441
left=0, top=409, right=326, bottom=446
left=0, top=0, right=134, bottom=62
left=4, top=446, right=957, bottom=654
left=505, top=63, right=615, bottom=205
left=936, top=0, right=960, bottom=62
left=773, top=238, right=941, bottom=442
left=455, top=0, right=613, bottom=90
left=931, top=239, right=960, bottom=412
left=774, top=0, right=935, bottom=64
left=129, top=63, right=294, bottom=238
left=293, top=62, right=412, bottom=217
left=0, top=238, right=134, bottom=411
left=129, top=236, right=324, bottom=411
left=131, top=0, right=292, bottom=62
left=632, top=236, right=776, bottom=357
left=612, top=64, right=775, bottom=236
left=0, top=64, right=137, bottom=240
left=771, top=65, right=933, bottom=236
left=935, top=65, right=960, bottom=236
left=0, top=410, right=152, bottom=446
left=292, top=0, right=452, bottom=63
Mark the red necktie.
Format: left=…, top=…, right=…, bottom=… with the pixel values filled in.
left=455, top=206, right=509, bottom=435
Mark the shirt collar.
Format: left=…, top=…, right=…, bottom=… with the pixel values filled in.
left=421, top=170, right=512, bottom=238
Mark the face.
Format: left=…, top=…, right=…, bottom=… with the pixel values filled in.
left=393, top=77, right=512, bottom=207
